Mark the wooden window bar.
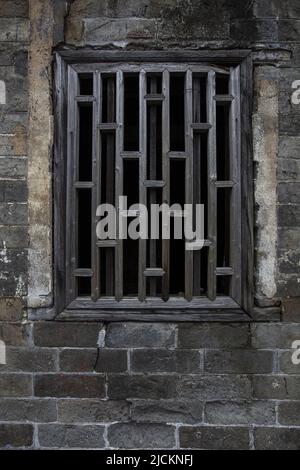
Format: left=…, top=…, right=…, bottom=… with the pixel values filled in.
left=162, top=70, right=170, bottom=301
left=91, top=71, right=100, bottom=300
left=138, top=71, right=147, bottom=301
left=115, top=70, right=124, bottom=301
left=207, top=70, right=217, bottom=300
left=185, top=70, right=193, bottom=301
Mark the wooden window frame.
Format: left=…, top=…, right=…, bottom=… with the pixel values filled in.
left=54, top=50, right=253, bottom=322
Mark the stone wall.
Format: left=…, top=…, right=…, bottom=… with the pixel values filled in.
left=0, top=0, right=28, bottom=299
left=1, top=320, right=300, bottom=449
left=0, top=0, right=299, bottom=450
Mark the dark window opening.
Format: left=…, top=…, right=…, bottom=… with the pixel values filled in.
left=146, top=187, right=163, bottom=298
left=124, top=74, right=139, bottom=151
left=217, top=188, right=231, bottom=268
left=170, top=74, right=185, bottom=151
left=79, top=73, right=93, bottom=95
left=147, top=73, right=162, bottom=94
left=147, top=101, right=162, bottom=180
left=217, top=276, right=231, bottom=296
left=193, top=75, right=207, bottom=123
left=216, top=73, right=229, bottom=95
left=101, top=133, right=115, bottom=205
left=78, top=103, right=93, bottom=181
left=170, top=159, right=185, bottom=295
left=101, top=75, right=116, bottom=123
left=77, top=189, right=91, bottom=269
left=216, top=104, right=230, bottom=181
left=78, top=277, right=91, bottom=297
left=123, top=159, right=139, bottom=296
left=100, top=248, right=115, bottom=297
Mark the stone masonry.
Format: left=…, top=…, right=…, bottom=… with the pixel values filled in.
left=0, top=0, right=300, bottom=450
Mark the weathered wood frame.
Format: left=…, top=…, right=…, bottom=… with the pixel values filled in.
left=54, top=50, right=253, bottom=321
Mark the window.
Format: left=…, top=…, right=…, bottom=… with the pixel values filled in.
left=55, top=51, right=253, bottom=319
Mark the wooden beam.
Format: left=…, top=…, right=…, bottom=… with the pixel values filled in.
left=185, top=70, right=194, bottom=301
left=192, top=75, right=202, bottom=296
left=216, top=267, right=233, bottom=276
left=145, top=93, right=165, bottom=105
left=54, top=53, right=68, bottom=313
left=191, top=123, right=212, bottom=131
left=59, top=310, right=249, bottom=322
left=215, top=180, right=235, bottom=188
left=66, top=65, right=78, bottom=303
left=138, top=70, right=147, bottom=301
left=59, top=50, right=251, bottom=65
left=74, top=181, right=94, bottom=189
left=144, top=268, right=165, bottom=277
left=104, top=76, right=116, bottom=296
left=74, top=268, right=93, bottom=277
left=207, top=70, right=217, bottom=301
left=230, top=65, right=242, bottom=303
left=144, top=180, right=165, bottom=188
left=75, top=96, right=95, bottom=102
left=168, top=151, right=187, bottom=159
left=98, top=123, right=118, bottom=131
left=72, top=63, right=233, bottom=75
left=240, top=54, right=254, bottom=314
left=97, top=240, right=117, bottom=248
left=162, top=70, right=170, bottom=301
left=67, top=294, right=242, bottom=311
left=214, top=94, right=234, bottom=102
left=148, top=76, right=159, bottom=297
left=121, top=151, right=141, bottom=159
left=91, top=71, right=100, bottom=300
left=115, top=71, right=124, bottom=301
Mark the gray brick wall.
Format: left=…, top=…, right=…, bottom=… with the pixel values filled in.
left=0, top=321, right=299, bottom=449
left=0, top=0, right=299, bottom=450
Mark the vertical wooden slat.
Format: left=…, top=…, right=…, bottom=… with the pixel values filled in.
left=138, top=70, right=147, bottom=301
left=207, top=70, right=217, bottom=300
left=66, top=66, right=78, bottom=303
left=185, top=70, right=193, bottom=301
left=149, top=76, right=158, bottom=296
left=115, top=70, right=124, bottom=301
left=162, top=70, right=170, bottom=301
left=230, top=66, right=242, bottom=303
left=54, top=53, right=67, bottom=312
left=91, top=71, right=100, bottom=300
left=193, top=76, right=202, bottom=296
left=240, top=53, right=254, bottom=314
left=105, top=77, right=116, bottom=295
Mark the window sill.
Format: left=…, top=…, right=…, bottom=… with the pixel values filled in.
left=57, top=296, right=251, bottom=322
left=57, top=310, right=250, bottom=322
left=28, top=303, right=281, bottom=322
